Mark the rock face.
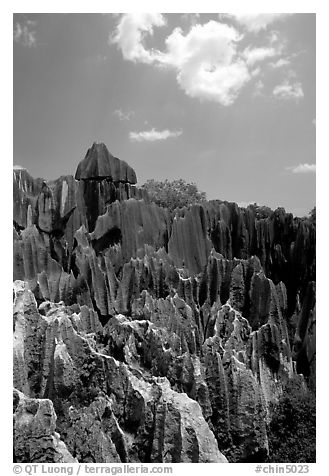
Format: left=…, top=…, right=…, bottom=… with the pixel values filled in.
left=13, top=142, right=315, bottom=463
left=14, top=389, right=76, bottom=463
left=13, top=281, right=226, bottom=463
left=75, top=142, right=137, bottom=183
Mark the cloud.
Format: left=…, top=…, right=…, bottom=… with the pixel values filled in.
left=13, top=20, right=37, bottom=47
left=129, top=128, right=182, bottom=142
left=286, top=163, right=316, bottom=174
left=254, top=80, right=265, bottom=96
left=110, top=13, right=166, bottom=64
left=269, top=58, right=290, bottom=68
left=268, top=31, right=280, bottom=44
left=114, top=109, right=134, bottom=121
left=242, top=46, right=278, bottom=66
left=273, top=80, right=304, bottom=100
left=226, top=14, right=289, bottom=33
left=111, top=14, right=295, bottom=107
left=161, top=21, right=251, bottom=106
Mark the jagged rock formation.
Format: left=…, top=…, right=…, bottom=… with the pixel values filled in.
left=13, top=142, right=316, bottom=463
left=13, top=388, right=76, bottom=463
left=13, top=281, right=226, bottom=463
left=75, top=142, right=137, bottom=183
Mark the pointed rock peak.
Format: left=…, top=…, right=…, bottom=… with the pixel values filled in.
left=75, top=142, right=137, bottom=184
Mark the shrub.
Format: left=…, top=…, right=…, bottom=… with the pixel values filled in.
left=142, top=178, right=206, bottom=212
left=246, top=203, right=274, bottom=219
left=267, top=378, right=316, bottom=462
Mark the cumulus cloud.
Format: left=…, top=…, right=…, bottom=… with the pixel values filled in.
left=226, top=14, right=289, bottom=33
left=273, top=80, right=304, bottom=100
left=13, top=20, right=37, bottom=47
left=110, top=13, right=166, bottom=63
left=129, top=128, right=182, bottom=142
left=242, top=46, right=278, bottom=66
left=112, top=15, right=254, bottom=106
left=114, top=109, right=135, bottom=121
left=161, top=21, right=251, bottom=106
left=111, top=14, right=297, bottom=106
left=286, top=163, right=316, bottom=174
left=269, top=58, right=290, bottom=68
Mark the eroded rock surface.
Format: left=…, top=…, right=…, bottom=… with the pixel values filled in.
left=75, top=142, right=137, bottom=184
left=13, top=143, right=315, bottom=463
left=13, top=389, right=76, bottom=463
left=13, top=282, right=226, bottom=463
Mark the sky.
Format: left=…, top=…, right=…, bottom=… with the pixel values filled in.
left=13, top=13, right=316, bottom=217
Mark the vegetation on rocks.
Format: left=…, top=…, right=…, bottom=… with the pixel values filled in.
left=142, top=178, right=206, bottom=211
left=13, top=143, right=316, bottom=463
left=267, top=378, right=316, bottom=463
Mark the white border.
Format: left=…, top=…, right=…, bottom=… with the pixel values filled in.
left=2, top=2, right=326, bottom=473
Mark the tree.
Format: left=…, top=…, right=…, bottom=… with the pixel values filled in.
left=267, top=378, right=316, bottom=462
left=142, top=178, right=207, bottom=212
left=246, top=203, right=274, bottom=219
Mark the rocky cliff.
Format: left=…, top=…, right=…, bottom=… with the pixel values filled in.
left=13, top=142, right=316, bottom=463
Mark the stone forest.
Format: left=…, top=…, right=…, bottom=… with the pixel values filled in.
left=13, top=142, right=316, bottom=463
